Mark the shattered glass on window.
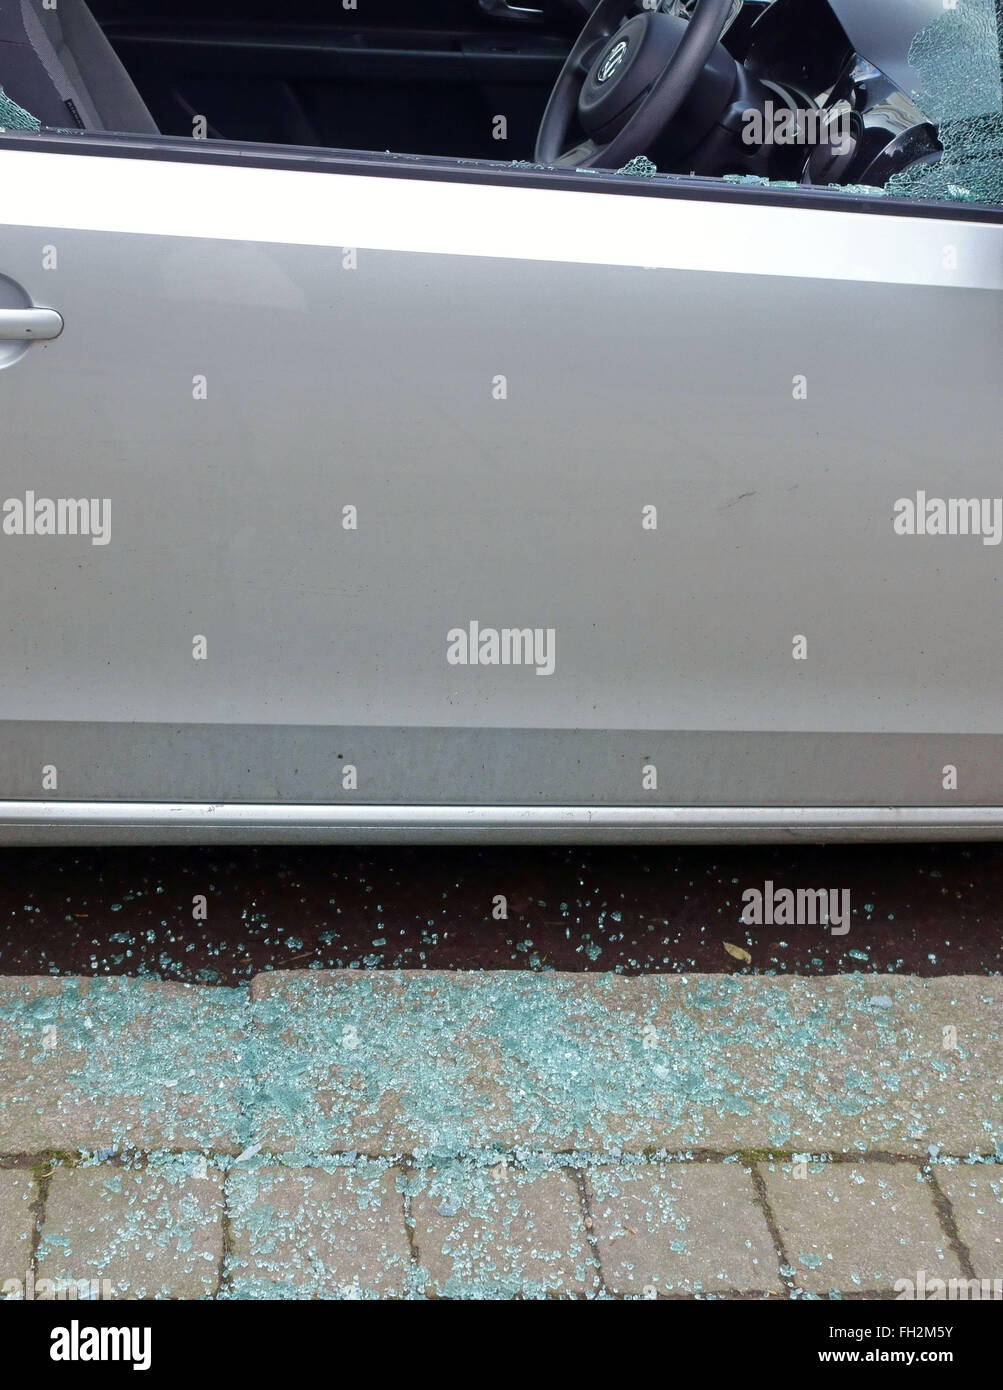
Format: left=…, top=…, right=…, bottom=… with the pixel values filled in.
left=890, top=0, right=1003, bottom=204
left=0, top=86, right=40, bottom=133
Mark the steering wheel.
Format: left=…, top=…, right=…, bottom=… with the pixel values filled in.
left=535, top=0, right=736, bottom=169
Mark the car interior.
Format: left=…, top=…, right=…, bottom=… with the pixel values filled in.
left=0, top=0, right=999, bottom=203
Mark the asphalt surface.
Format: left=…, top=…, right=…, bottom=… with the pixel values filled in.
left=0, top=842, right=999, bottom=983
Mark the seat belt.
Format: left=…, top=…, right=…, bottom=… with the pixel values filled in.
left=0, top=1, right=85, bottom=127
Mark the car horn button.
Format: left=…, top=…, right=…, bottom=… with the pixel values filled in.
left=597, top=38, right=629, bottom=83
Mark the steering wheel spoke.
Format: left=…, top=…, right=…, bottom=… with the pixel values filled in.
left=551, top=138, right=602, bottom=168
left=572, top=35, right=609, bottom=77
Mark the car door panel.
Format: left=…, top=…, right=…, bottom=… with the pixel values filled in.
left=0, top=143, right=1001, bottom=838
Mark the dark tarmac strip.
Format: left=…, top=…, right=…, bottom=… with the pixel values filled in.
left=0, top=842, right=999, bottom=982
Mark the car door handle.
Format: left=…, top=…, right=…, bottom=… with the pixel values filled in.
left=478, top=0, right=545, bottom=22
left=0, top=307, right=64, bottom=341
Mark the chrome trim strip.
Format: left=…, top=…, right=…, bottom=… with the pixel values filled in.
left=0, top=801, right=1002, bottom=844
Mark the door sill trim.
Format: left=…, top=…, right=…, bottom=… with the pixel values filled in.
left=0, top=801, right=1000, bottom=844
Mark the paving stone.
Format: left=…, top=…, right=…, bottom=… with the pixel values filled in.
left=0, top=1168, right=37, bottom=1295
left=408, top=1163, right=597, bottom=1298
left=760, top=1160, right=963, bottom=1295
left=0, top=968, right=996, bottom=1301
left=37, top=1161, right=224, bottom=1299
left=226, top=1164, right=411, bottom=1298
left=817, top=978, right=1003, bottom=1155
left=0, top=977, right=246, bottom=1153
left=587, top=1161, right=779, bottom=1296
left=933, top=1166, right=1003, bottom=1283
left=248, top=971, right=1001, bottom=1157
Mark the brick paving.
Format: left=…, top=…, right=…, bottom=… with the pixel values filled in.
left=0, top=971, right=999, bottom=1299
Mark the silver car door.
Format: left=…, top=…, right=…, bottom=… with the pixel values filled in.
left=0, top=137, right=1001, bottom=841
